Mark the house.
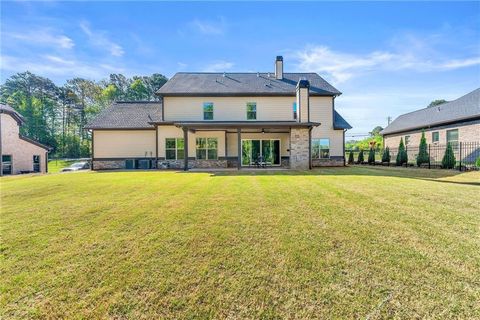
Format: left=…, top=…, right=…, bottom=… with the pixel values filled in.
left=381, top=88, right=480, bottom=148
left=86, top=56, right=352, bottom=170
left=0, top=104, right=50, bottom=175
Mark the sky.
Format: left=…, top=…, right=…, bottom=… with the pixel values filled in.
left=1, top=1, right=479, bottom=137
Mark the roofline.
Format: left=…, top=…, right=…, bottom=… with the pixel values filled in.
left=381, top=115, right=480, bottom=136
left=148, top=120, right=321, bottom=129
left=85, top=127, right=155, bottom=130
left=19, top=135, right=51, bottom=150
left=114, top=101, right=162, bottom=104
left=0, top=109, right=25, bottom=125
left=156, top=92, right=338, bottom=97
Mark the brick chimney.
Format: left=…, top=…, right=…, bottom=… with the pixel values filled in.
left=296, top=79, right=310, bottom=122
left=275, top=56, right=283, bottom=80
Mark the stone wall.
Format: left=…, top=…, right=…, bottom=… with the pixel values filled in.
left=93, top=160, right=125, bottom=170
left=290, top=128, right=310, bottom=170
left=312, top=156, right=344, bottom=167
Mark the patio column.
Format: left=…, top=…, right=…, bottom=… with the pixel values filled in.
left=237, top=128, right=241, bottom=170
left=183, top=127, right=189, bottom=171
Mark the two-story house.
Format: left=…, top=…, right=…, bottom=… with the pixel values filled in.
left=86, top=57, right=351, bottom=170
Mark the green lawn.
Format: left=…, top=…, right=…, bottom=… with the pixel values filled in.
left=47, top=159, right=77, bottom=173
left=1, top=167, right=479, bottom=319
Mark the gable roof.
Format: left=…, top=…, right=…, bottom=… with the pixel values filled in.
left=157, top=73, right=341, bottom=96
left=0, top=104, right=25, bottom=124
left=381, top=88, right=480, bottom=135
left=19, top=135, right=51, bottom=151
left=85, top=101, right=162, bottom=129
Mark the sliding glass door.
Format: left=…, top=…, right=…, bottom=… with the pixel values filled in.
left=242, top=139, right=280, bottom=166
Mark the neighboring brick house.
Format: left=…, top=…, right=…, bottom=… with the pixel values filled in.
left=381, top=88, right=480, bottom=148
left=0, top=104, right=50, bottom=175
left=86, top=56, right=352, bottom=170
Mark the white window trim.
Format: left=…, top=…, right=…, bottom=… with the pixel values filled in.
left=196, top=137, right=218, bottom=160
left=203, top=102, right=214, bottom=121
left=312, top=138, right=330, bottom=159
left=165, top=138, right=184, bottom=160
left=246, top=102, right=257, bottom=120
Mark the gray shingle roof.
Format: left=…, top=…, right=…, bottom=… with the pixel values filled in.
left=85, top=101, right=162, bottom=129
left=157, top=73, right=341, bottom=96
left=334, top=111, right=352, bottom=130
left=0, top=104, right=25, bottom=124
left=381, top=88, right=480, bottom=135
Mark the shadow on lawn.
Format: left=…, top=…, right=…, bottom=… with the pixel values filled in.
left=204, top=166, right=480, bottom=186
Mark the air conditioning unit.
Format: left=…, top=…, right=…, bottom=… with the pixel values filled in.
left=138, top=159, right=151, bottom=169
left=125, top=159, right=136, bottom=169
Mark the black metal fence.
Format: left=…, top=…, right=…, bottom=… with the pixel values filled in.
left=346, top=141, right=480, bottom=171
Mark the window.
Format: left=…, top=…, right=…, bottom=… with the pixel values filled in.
left=165, top=138, right=185, bottom=160
left=432, top=131, right=439, bottom=143
left=33, top=155, right=40, bottom=172
left=312, top=139, right=330, bottom=159
left=246, top=102, right=256, bottom=120
left=446, top=129, right=458, bottom=145
left=2, top=155, right=12, bottom=175
left=293, top=102, right=297, bottom=120
left=203, top=102, right=214, bottom=120
left=196, top=138, right=218, bottom=160
left=405, top=135, right=410, bottom=146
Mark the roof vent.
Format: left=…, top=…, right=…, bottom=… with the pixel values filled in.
left=223, top=72, right=226, bottom=77
left=267, top=72, right=270, bottom=78
left=257, top=72, right=260, bottom=77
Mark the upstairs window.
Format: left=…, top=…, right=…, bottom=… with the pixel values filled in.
left=293, top=102, right=297, bottom=120
left=203, top=102, right=214, bottom=120
left=196, top=138, right=218, bottom=160
left=165, top=138, right=185, bottom=160
left=246, top=102, right=257, bottom=120
left=432, top=131, right=439, bottom=143
left=312, top=139, right=330, bottom=159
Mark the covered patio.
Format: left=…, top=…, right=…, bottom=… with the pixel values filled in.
left=169, top=121, right=320, bottom=171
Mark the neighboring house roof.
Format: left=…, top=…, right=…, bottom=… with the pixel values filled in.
left=85, top=101, right=163, bottom=129
left=333, top=111, right=352, bottom=130
left=0, top=104, right=25, bottom=124
left=157, top=73, right=341, bottom=96
left=19, top=135, right=51, bottom=150
left=381, top=88, right=480, bottom=135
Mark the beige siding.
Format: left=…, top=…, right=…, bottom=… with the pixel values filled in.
left=1, top=114, right=48, bottom=173
left=297, top=88, right=309, bottom=123
left=309, top=96, right=344, bottom=157
left=164, top=96, right=296, bottom=121
left=383, top=121, right=480, bottom=149
left=93, top=130, right=156, bottom=158
left=226, top=132, right=290, bottom=157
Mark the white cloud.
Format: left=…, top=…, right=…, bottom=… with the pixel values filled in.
left=202, top=60, right=234, bottom=72
left=1, top=54, right=125, bottom=80
left=80, top=21, right=124, bottom=57
left=292, top=43, right=480, bottom=84
left=190, top=17, right=226, bottom=35
left=4, top=30, right=74, bottom=49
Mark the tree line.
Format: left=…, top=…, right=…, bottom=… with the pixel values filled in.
left=0, top=72, right=167, bottom=158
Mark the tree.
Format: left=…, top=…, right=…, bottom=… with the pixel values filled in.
left=382, top=147, right=391, bottom=163
left=357, top=150, right=364, bottom=164
left=427, top=99, right=447, bottom=108
left=368, top=148, right=375, bottom=164
left=442, top=143, right=456, bottom=169
left=396, top=138, right=408, bottom=166
left=416, top=130, right=429, bottom=167
left=348, top=150, right=354, bottom=165
left=370, top=126, right=384, bottom=137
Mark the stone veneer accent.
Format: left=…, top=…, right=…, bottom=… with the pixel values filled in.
left=312, top=157, right=344, bottom=167
left=93, top=160, right=125, bottom=170
left=290, top=128, right=310, bottom=170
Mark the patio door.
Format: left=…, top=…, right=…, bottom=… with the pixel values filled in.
left=241, top=139, right=280, bottom=166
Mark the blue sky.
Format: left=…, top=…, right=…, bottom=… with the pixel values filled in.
left=1, top=1, right=479, bottom=137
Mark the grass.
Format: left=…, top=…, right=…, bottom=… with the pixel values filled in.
left=1, top=167, right=479, bottom=319
left=47, top=159, right=77, bottom=173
